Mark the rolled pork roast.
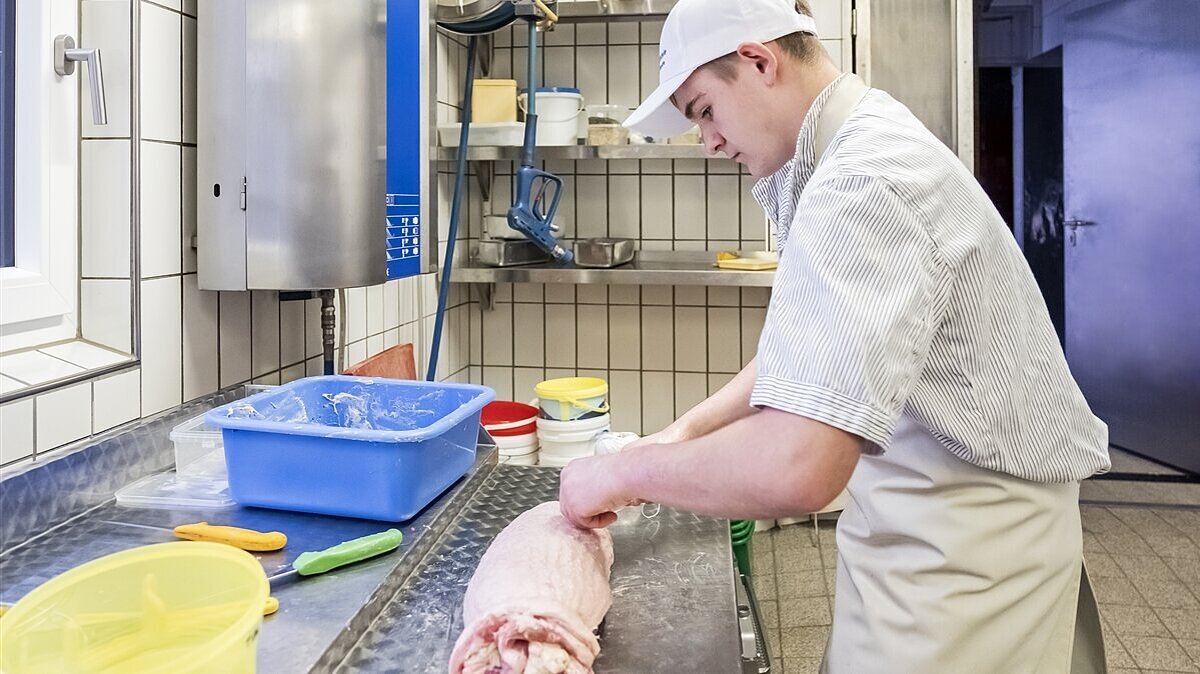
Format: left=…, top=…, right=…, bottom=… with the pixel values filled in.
left=449, top=501, right=615, bottom=673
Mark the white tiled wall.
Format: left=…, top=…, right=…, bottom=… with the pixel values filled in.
left=462, top=285, right=770, bottom=435
left=0, top=1, right=848, bottom=466
left=446, top=2, right=849, bottom=434
left=0, top=1, right=460, bottom=468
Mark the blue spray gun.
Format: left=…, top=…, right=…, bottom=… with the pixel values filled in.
left=508, top=7, right=573, bottom=263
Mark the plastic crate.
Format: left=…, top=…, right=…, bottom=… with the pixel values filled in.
left=205, top=375, right=494, bottom=521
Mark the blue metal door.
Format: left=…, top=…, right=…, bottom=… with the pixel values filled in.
left=1063, top=0, right=1200, bottom=473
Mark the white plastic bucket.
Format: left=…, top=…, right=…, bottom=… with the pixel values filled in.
left=518, top=89, right=584, bottom=146
left=502, top=453, right=539, bottom=466
left=495, top=432, right=538, bottom=456
left=534, top=377, right=609, bottom=421
left=537, top=454, right=577, bottom=468
left=537, top=414, right=610, bottom=459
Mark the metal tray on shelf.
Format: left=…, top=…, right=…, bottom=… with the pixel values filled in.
left=574, top=237, right=635, bottom=268
left=474, top=238, right=554, bottom=267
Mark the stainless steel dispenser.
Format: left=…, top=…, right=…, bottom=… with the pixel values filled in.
left=197, top=0, right=389, bottom=290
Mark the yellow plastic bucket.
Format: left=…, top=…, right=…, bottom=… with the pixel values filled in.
left=472, top=79, right=518, bottom=123
left=0, top=542, right=268, bottom=674
left=534, top=377, right=609, bottom=421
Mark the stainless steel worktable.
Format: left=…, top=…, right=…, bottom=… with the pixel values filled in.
left=338, top=466, right=742, bottom=673
left=0, top=452, right=742, bottom=672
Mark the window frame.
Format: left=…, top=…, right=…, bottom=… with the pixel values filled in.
left=0, top=0, right=14, bottom=269
left=0, top=0, right=80, bottom=351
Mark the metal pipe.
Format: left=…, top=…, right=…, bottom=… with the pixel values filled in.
left=320, top=289, right=336, bottom=376
left=526, top=20, right=537, bottom=118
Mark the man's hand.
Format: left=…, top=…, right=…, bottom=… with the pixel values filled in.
left=558, top=453, right=643, bottom=529
left=623, top=425, right=688, bottom=452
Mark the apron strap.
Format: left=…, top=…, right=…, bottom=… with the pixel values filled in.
left=813, top=74, right=870, bottom=164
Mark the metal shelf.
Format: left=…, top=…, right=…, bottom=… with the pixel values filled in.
left=450, top=250, right=775, bottom=287
left=554, top=0, right=679, bottom=22
left=435, top=143, right=709, bottom=161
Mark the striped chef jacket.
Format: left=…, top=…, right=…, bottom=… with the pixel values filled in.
left=750, top=76, right=1110, bottom=483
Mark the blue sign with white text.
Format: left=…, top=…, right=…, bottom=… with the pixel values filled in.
left=386, top=0, right=422, bottom=279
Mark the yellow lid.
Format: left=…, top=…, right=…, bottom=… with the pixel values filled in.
left=535, top=377, right=608, bottom=401
left=473, top=79, right=517, bottom=87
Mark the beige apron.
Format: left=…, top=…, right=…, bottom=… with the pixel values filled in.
left=807, top=76, right=1107, bottom=673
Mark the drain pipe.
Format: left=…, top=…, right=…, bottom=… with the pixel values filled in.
left=320, top=289, right=336, bottom=376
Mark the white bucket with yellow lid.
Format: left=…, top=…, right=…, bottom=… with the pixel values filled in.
left=534, top=377, right=609, bottom=421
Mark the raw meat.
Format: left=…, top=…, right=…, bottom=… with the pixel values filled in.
left=449, top=501, right=615, bottom=673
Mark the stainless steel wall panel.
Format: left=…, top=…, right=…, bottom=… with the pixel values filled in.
left=198, top=0, right=388, bottom=291
left=860, top=0, right=972, bottom=161
left=196, top=0, right=248, bottom=291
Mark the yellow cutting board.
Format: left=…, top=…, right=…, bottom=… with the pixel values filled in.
left=716, top=251, right=778, bottom=271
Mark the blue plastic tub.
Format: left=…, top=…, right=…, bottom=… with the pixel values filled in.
left=205, top=375, right=495, bottom=521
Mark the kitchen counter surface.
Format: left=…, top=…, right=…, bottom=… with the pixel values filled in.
left=0, top=449, right=742, bottom=672
left=338, top=466, right=743, bottom=673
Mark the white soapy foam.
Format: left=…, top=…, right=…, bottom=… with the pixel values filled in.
left=324, top=392, right=375, bottom=429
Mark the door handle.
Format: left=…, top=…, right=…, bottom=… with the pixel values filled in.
left=1066, top=219, right=1097, bottom=246
left=53, top=35, right=107, bottom=126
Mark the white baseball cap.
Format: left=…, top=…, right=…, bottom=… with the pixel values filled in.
left=624, top=0, right=819, bottom=139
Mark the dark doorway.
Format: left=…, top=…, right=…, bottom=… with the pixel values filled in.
left=1020, top=59, right=1064, bottom=346
left=976, top=67, right=1014, bottom=229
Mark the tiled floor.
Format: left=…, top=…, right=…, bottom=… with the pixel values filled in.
left=751, top=503, right=1200, bottom=673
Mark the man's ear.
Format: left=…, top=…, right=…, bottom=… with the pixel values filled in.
left=735, top=41, right=780, bottom=84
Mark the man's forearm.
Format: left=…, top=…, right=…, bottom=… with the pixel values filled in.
left=616, top=407, right=860, bottom=520
left=670, top=357, right=760, bottom=439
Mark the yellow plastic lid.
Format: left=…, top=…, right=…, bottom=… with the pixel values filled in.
left=473, top=79, right=517, bottom=87
left=535, top=377, right=608, bottom=402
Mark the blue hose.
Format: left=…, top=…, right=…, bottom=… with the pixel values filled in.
left=426, top=37, right=478, bottom=381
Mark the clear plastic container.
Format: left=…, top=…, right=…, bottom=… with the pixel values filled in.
left=115, top=471, right=237, bottom=510
left=171, top=384, right=276, bottom=478
left=584, top=104, right=629, bottom=125
left=587, top=123, right=629, bottom=146
left=170, top=412, right=225, bottom=478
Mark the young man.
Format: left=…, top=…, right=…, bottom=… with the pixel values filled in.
left=557, top=0, right=1112, bottom=671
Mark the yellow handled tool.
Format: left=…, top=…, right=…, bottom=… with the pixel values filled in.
left=173, top=522, right=287, bottom=551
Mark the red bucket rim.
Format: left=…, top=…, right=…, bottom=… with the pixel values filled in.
left=482, top=401, right=539, bottom=424
left=487, top=421, right=537, bottom=437
left=482, top=401, right=538, bottom=436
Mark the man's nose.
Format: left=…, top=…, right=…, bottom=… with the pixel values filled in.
left=702, top=128, right=723, bottom=155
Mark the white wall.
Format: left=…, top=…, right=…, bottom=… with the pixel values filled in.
left=439, top=1, right=850, bottom=434
left=0, top=1, right=465, bottom=468
left=1, top=0, right=852, bottom=464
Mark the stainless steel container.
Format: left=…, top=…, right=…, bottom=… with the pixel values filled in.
left=574, top=237, right=635, bottom=268
left=475, top=239, right=552, bottom=267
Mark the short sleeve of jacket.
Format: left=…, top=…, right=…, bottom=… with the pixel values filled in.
left=751, top=171, right=950, bottom=452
